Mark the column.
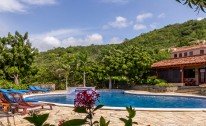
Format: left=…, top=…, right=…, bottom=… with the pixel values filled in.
left=180, top=67, right=184, bottom=84
left=195, top=68, right=199, bottom=85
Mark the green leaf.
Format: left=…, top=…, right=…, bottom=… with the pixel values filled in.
left=93, top=105, right=104, bottom=111
left=24, top=113, right=49, bottom=126
left=119, top=118, right=127, bottom=123
left=126, top=106, right=136, bottom=119
left=125, top=118, right=132, bottom=126
left=100, top=116, right=110, bottom=126
left=61, top=119, right=86, bottom=126
left=132, top=122, right=138, bottom=125
left=74, top=107, right=87, bottom=113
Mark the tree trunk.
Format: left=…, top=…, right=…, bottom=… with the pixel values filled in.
left=109, top=76, right=112, bottom=90
left=14, top=74, right=19, bottom=84
left=66, top=76, right=68, bottom=90
left=83, top=71, right=86, bottom=87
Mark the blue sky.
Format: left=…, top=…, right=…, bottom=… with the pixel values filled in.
left=0, top=0, right=205, bottom=51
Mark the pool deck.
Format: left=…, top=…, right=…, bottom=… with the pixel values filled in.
left=1, top=90, right=206, bottom=126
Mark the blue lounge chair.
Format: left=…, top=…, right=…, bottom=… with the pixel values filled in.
left=29, top=86, right=47, bottom=92
left=34, top=86, right=50, bottom=92
left=1, top=93, right=53, bottom=115
left=8, top=89, right=31, bottom=94
left=0, top=89, right=24, bottom=94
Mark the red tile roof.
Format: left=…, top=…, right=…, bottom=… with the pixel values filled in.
left=152, top=55, right=206, bottom=68
left=172, top=44, right=206, bottom=53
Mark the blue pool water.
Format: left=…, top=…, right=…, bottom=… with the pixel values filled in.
left=27, top=90, right=206, bottom=108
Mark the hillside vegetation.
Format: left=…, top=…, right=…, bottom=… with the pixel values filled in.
left=31, top=19, right=206, bottom=88
left=1, top=19, right=206, bottom=89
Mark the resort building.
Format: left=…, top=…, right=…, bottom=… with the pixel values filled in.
left=152, top=41, right=206, bottom=86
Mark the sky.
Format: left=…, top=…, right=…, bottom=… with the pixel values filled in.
left=0, top=0, right=205, bottom=51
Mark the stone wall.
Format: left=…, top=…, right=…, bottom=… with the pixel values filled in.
left=200, top=88, right=206, bottom=95
left=132, top=85, right=178, bottom=92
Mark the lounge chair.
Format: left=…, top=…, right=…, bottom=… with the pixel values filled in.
left=34, top=86, right=50, bottom=92
left=0, top=89, right=24, bottom=94
left=8, top=89, right=31, bottom=94
left=29, top=86, right=48, bottom=93
left=0, top=93, right=12, bottom=113
left=1, top=93, right=53, bottom=115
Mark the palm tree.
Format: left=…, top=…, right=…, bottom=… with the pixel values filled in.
left=77, top=52, right=90, bottom=87
left=176, top=0, right=206, bottom=12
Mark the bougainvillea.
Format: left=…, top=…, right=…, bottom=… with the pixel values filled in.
left=74, top=90, right=100, bottom=109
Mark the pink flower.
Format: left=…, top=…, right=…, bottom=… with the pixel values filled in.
left=58, top=120, right=65, bottom=126
left=74, top=90, right=99, bottom=109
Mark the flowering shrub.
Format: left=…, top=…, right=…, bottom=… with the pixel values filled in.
left=60, top=89, right=109, bottom=126
left=74, top=90, right=100, bottom=109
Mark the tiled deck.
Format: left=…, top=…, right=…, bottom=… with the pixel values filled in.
left=0, top=90, right=206, bottom=126
left=1, top=106, right=206, bottom=126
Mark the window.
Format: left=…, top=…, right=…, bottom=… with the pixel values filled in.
left=184, top=52, right=187, bottom=57
left=184, top=69, right=195, bottom=78
left=200, top=50, right=204, bottom=55
left=174, top=54, right=177, bottom=58
left=189, top=51, right=193, bottom=56
left=179, top=53, right=182, bottom=58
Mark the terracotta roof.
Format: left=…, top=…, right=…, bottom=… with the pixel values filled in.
left=172, top=44, right=206, bottom=53
left=152, top=55, right=206, bottom=68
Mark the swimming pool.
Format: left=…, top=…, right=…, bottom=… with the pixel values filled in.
left=27, top=90, right=206, bottom=108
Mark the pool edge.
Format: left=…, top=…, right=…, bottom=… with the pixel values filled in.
left=24, top=91, right=206, bottom=112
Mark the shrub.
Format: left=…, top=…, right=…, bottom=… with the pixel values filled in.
left=146, top=76, right=167, bottom=85
left=0, top=79, right=28, bottom=89
left=119, top=106, right=138, bottom=126
left=155, top=82, right=169, bottom=87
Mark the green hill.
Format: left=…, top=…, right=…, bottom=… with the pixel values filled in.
left=39, top=19, right=206, bottom=59
left=32, top=19, right=206, bottom=88
left=126, top=19, right=206, bottom=49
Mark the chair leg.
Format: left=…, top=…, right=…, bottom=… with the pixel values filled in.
left=21, top=108, right=28, bottom=115
left=49, top=105, right=52, bottom=110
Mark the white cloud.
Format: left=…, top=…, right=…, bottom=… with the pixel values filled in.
left=0, top=0, right=25, bottom=13
left=0, top=0, right=57, bottom=13
left=20, top=0, right=57, bottom=5
left=136, top=12, right=153, bottom=22
left=43, top=29, right=83, bottom=38
left=62, top=34, right=103, bottom=47
left=101, top=0, right=130, bottom=4
left=30, top=29, right=104, bottom=51
left=158, top=13, right=165, bottom=18
left=133, top=24, right=147, bottom=31
left=43, top=36, right=60, bottom=47
left=86, top=33, right=103, bottom=43
left=197, top=17, right=204, bottom=21
left=104, top=16, right=132, bottom=29
left=109, top=37, right=122, bottom=44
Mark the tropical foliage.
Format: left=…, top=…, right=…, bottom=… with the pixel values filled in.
left=0, top=19, right=206, bottom=89
left=32, top=19, right=206, bottom=89
left=0, top=32, right=38, bottom=84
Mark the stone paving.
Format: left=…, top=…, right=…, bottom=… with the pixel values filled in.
left=0, top=90, right=206, bottom=126
left=0, top=106, right=206, bottom=126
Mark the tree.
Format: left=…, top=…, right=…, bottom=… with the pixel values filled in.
left=100, top=48, right=124, bottom=89
left=59, top=53, right=77, bottom=89
left=176, top=0, right=206, bottom=12
left=1, top=32, right=38, bottom=84
left=76, top=52, right=90, bottom=87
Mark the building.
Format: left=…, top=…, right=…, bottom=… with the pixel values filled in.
left=152, top=41, right=206, bottom=86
